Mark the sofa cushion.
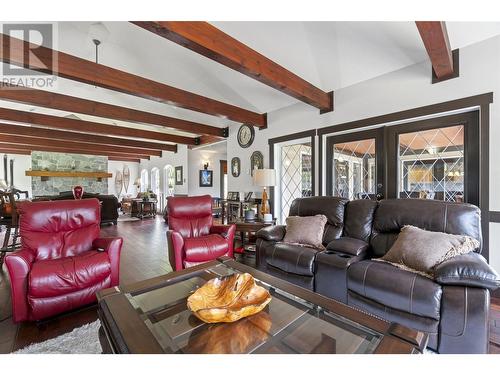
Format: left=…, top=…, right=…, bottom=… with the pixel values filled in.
left=380, top=225, right=479, bottom=275
left=370, top=199, right=482, bottom=257
left=283, top=215, right=327, bottom=249
left=29, top=250, right=111, bottom=298
left=347, top=260, right=442, bottom=320
left=266, top=242, right=321, bottom=276
left=184, top=234, right=229, bottom=263
left=288, top=196, right=348, bottom=245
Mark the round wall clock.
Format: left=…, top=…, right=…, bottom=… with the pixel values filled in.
left=231, top=157, right=241, bottom=177
left=250, top=151, right=264, bottom=176
left=237, top=124, right=255, bottom=148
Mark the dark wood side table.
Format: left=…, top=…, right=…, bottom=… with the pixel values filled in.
left=137, top=200, right=157, bottom=219
left=231, top=219, right=277, bottom=253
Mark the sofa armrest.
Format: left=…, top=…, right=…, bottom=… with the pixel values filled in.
left=326, top=237, right=369, bottom=256
left=93, top=237, right=123, bottom=286
left=435, top=253, right=500, bottom=290
left=256, top=225, right=286, bottom=242
left=167, top=230, right=185, bottom=271
left=210, top=224, right=235, bottom=239
left=315, top=250, right=368, bottom=304
left=5, top=249, right=35, bottom=323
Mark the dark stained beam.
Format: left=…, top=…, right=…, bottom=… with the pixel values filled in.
left=132, top=22, right=333, bottom=113
left=415, top=21, right=456, bottom=80
left=0, top=86, right=224, bottom=138
left=0, top=34, right=266, bottom=127
left=108, top=156, right=141, bottom=163
left=0, top=134, right=161, bottom=157
left=0, top=148, right=31, bottom=155
left=0, top=122, right=177, bottom=152
left=0, top=107, right=192, bottom=145
left=0, top=142, right=151, bottom=160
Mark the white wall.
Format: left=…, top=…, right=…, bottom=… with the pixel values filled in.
left=1, top=154, right=32, bottom=197
left=227, top=35, right=500, bottom=271
left=139, top=146, right=189, bottom=196
left=188, top=148, right=227, bottom=198
left=107, top=160, right=139, bottom=198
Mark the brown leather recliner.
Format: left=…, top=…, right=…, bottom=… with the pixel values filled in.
left=256, top=197, right=500, bottom=354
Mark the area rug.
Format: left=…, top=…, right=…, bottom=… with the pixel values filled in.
left=13, top=321, right=102, bottom=354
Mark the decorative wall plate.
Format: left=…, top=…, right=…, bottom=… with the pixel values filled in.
left=115, top=171, right=123, bottom=196
left=250, top=151, right=264, bottom=176
left=237, top=124, right=255, bottom=148
left=231, top=157, right=241, bottom=177
left=122, top=165, right=130, bottom=193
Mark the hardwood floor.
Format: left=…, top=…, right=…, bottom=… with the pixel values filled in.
left=0, top=215, right=499, bottom=353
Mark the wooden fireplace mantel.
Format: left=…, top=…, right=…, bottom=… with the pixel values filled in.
left=25, top=170, right=112, bottom=179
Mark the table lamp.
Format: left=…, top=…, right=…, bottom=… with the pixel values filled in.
left=253, top=169, right=276, bottom=222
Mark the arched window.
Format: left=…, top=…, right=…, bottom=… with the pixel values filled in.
left=151, top=167, right=160, bottom=197
left=164, top=165, right=175, bottom=197
left=140, top=169, right=148, bottom=193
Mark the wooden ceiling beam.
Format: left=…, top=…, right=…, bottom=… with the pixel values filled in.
left=0, top=86, right=225, bottom=138
left=0, top=134, right=160, bottom=157
left=0, top=107, right=191, bottom=145
left=108, top=156, right=141, bottom=163
left=0, top=147, right=31, bottom=156
left=0, top=34, right=266, bottom=127
left=0, top=122, right=176, bottom=152
left=415, top=21, right=457, bottom=81
left=0, top=142, right=151, bottom=160
left=133, top=21, right=333, bottom=113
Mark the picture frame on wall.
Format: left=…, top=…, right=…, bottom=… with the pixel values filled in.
left=175, top=166, right=183, bottom=185
left=199, top=170, right=213, bottom=187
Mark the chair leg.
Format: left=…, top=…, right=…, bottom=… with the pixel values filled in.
left=11, top=225, right=20, bottom=251
left=2, top=225, right=11, bottom=251
left=0, top=251, right=5, bottom=266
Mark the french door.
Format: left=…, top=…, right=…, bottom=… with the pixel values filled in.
left=325, top=111, right=480, bottom=205
left=326, top=128, right=385, bottom=200
left=273, top=137, right=314, bottom=223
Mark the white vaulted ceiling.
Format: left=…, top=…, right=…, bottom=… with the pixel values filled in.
left=1, top=21, right=500, bottom=138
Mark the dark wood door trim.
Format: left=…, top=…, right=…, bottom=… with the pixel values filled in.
left=317, top=92, right=492, bottom=136
left=490, top=212, right=500, bottom=223
left=219, top=160, right=227, bottom=199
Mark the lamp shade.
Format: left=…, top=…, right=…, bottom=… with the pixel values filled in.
left=253, top=169, right=276, bottom=187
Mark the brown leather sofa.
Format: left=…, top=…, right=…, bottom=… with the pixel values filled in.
left=256, top=197, right=500, bottom=354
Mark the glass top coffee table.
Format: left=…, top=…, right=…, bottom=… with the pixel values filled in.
left=97, top=257, right=428, bottom=354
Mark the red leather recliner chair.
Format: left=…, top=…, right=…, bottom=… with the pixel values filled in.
left=167, top=195, right=236, bottom=271
left=5, top=198, right=123, bottom=323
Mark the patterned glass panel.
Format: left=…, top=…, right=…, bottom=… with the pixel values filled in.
left=398, top=125, right=464, bottom=202
left=280, top=143, right=312, bottom=223
left=332, top=139, right=376, bottom=200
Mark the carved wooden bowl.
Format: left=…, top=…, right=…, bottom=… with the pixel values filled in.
left=187, top=273, right=272, bottom=323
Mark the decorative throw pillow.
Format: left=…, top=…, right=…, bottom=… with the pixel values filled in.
left=283, top=214, right=328, bottom=249
left=378, top=225, right=480, bottom=277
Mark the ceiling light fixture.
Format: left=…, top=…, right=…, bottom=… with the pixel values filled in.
left=88, top=22, right=110, bottom=64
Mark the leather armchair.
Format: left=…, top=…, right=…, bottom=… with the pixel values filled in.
left=166, top=195, right=235, bottom=271
left=5, top=199, right=123, bottom=323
